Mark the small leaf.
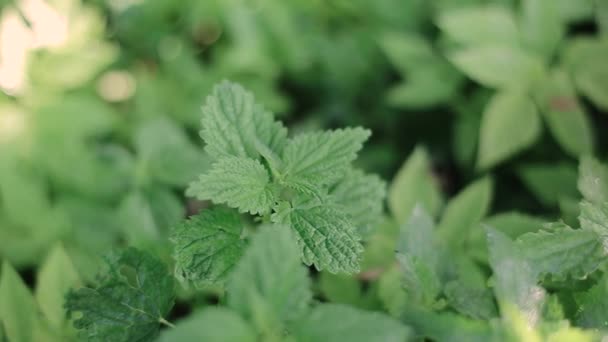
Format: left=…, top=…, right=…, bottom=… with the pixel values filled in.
left=157, top=308, right=256, bottom=342
left=563, top=38, right=608, bottom=111
left=330, top=169, right=386, bottom=236
left=171, top=208, right=246, bottom=286
left=539, top=69, right=593, bottom=157
left=437, top=177, right=493, bottom=247
left=35, top=244, right=81, bottom=331
left=449, top=45, right=544, bottom=88
left=575, top=274, right=608, bottom=329
left=294, top=304, right=411, bottom=342
left=227, top=226, right=311, bottom=330
left=187, top=157, right=276, bottom=215
left=281, top=127, right=370, bottom=194
left=65, top=248, right=175, bottom=342
left=0, top=261, right=39, bottom=342
left=273, top=202, right=363, bottom=273
left=388, top=147, right=443, bottom=225
left=578, top=156, right=608, bottom=204
left=437, top=5, right=518, bottom=46
left=477, top=89, right=542, bottom=169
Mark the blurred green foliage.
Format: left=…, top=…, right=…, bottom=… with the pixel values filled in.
left=0, top=0, right=606, bottom=340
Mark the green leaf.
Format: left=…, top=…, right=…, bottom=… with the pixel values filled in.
left=272, top=202, right=363, bottom=273
left=437, top=177, right=493, bottom=247
left=330, top=169, right=386, bottom=236
left=200, top=80, right=287, bottom=160
left=135, top=117, right=209, bottom=187
left=578, top=156, right=608, bottom=204
left=171, top=208, right=246, bottom=287
left=0, top=261, right=39, bottom=342
left=444, top=280, right=496, bottom=320
left=516, top=224, right=606, bottom=280
left=579, top=201, right=608, bottom=237
left=294, top=304, right=411, bottom=342
left=65, top=248, right=175, bottom=342
left=318, top=272, right=362, bottom=306
left=280, top=127, right=370, bottom=195
left=227, top=226, right=311, bottom=330
left=157, top=308, right=256, bottom=342
left=396, top=206, right=441, bottom=307
left=437, top=5, right=518, bottom=46
left=35, top=244, right=81, bottom=331
left=487, top=228, right=545, bottom=323
left=517, top=163, right=578, bottom=207
left=539, top=69, right=593, bottom=157
left=401, top=307, right=492, bottom=342
left=563, top=38, right=608, bottom=111
left=187, top=157, right=276, bottom=215
left=477, top=89, right=542, bottom=169
left=575, top=274, right=608, bottom=329
left=388, top=147, right=443, bottom=225
left=449, top=45, right=544, bottom=88
left=520, top=0, right=564, bottom=58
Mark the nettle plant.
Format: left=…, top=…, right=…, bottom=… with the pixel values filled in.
left=63, top=81, right=396, bottom=341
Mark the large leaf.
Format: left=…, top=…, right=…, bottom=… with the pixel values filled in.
left=157, top=308, right=256, bottom=342
left=520, top=0, right=564, bottom=58
left=578, top=156, right=608, bottom=204
left=0, top=261, right=40, bottom=342
left=437, top=5, right=518, bottom=46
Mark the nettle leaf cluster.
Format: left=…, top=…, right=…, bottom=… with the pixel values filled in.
left=178, top=81, right=385, bottom=280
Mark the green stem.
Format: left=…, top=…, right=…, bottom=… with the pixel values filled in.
left=159, top=317, right=175, bottom=328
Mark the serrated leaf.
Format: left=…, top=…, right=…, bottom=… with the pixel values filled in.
left=294, top=304, right=411, bottom=342
left=65, top=248, right=175, bottom=342
left=444, top=279, right=496, bottom=320
left=437, top=5, right=518, bottom=46
left=437, top=177, right=493, bottom=247
left=200, top=80, right=287, bottom=160
left=516, top=224, right=606, bottom=280
left=487, top=228, right=545, bottom=325
left=575, top=274, right=608, bottom=329
left=227, top=226, right=311, bottom=332
left=477, top=89, right=542, bottom=169
left=35, top=244, right=81, bottom=331
left=171, top=208, right=246, bottom=287
left=187, top=157, right=275, bottom=215
left=0, top=261, right=39, bottom=342
left=157, top=308, right=256, bottom=342
left=280, top=128, right=370, bottom=194
left=388, top=147, right=443, bottom=225
left=330, top=169, right=386, bottom=236
left=272, top=202, right=363, bottom=273
left=539, top=69, right=593, bottom=157
left=449, top=45, right=544, bottom=89
left=579, top=201, right=608, bottom=236
left=578, top=156, right=608, bottom=204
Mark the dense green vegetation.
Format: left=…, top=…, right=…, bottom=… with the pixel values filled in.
left=0, top=0, right=607, bottom=341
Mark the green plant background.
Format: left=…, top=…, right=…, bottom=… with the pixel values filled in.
left=0, top=0, right=607, bottom=341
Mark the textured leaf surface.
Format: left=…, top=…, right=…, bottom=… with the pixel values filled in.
left=187, top=157, right=275, bottom=215
left=477, top=89, right=541, bottom=169
left=294, top=304, right=410, bottom=342
left=280, top=128, right=370, bottom=194
left=171, top=208, right=246, bottom=286
left=273, top=202, right=363, bottom=273
left=575, top=275, right=608, bottom=329
left=388, top=147, right=443, bottom=224
left=65, top=248, right=175, bottom=342
left=487, top=228, right=545, bottom=325
left=157, top=308, right=256, bottom=342
left=227, top=226, right=311, bottom=327
left=200, top=81, right=287, bottom=160
left=330, top=169, right=386, bottom=235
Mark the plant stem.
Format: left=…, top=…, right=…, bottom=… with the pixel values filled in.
left=159, top=317, right=176, bottom=328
